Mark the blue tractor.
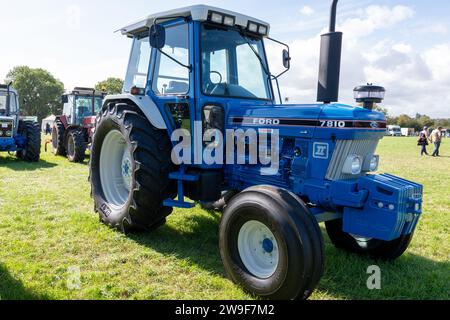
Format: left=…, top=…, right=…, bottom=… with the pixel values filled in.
left=89, top=1, right=423, bottom=299
left=0, top=82, right=41, bottom=162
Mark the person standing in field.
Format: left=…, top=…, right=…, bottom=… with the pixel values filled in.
left=430, top=126, right=443, bottom=157
left=418, top=126, right=429, bottom=156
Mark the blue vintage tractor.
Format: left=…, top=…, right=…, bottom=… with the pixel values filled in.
left=0, top=82, right=41, bottom=162
left=89, top=1, right=423, bottom=299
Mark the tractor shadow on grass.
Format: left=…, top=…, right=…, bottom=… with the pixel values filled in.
left=317, top=237, right=450, bottom=300
left=129, top=210, right=225, bottom=277
left=0, top=156, right=58, bottom=171
left=0, top=264, right=48, bottom=300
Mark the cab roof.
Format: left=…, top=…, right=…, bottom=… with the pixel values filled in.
left=119, top=4, right=270, bottom=37
left=65, top=87, right=105, bottom=97
left=0, top=85, right=17, bottom=94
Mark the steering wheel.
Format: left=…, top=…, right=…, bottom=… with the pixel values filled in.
left=210, top=71, right=223, bottom=85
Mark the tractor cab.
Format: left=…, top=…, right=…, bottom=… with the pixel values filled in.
left=61, top=88, right=104, bottom=126
left=0, top=84, right=19, bottom=120
left=120, top=6, right=279, bottom=138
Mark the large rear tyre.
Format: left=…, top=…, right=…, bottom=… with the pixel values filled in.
left=90, top=101, right=175, bottom=232
left=67, top=129, right=86, bottom=163
left=17, top=121, right=41, bottom=162
left=52, top=120, right=66, bottom=156
left=325, top=219, right=414, bottom=261
left=219, top=185, right=324, bottom=300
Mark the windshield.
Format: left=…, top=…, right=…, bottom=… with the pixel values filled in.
left=74, top=96, right=103, bottom=123
left=0, top=91, right=17, bottom=114
left=201, top=24, right=272, bottom=100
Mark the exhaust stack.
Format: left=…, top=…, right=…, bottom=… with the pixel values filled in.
left=317, top=0, right=343, bottom=104
left=6, top=81, right=13, bottom=115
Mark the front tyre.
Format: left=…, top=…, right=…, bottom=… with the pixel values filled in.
left=66, top=129, right=86, bottom=163
left=90, top=101, right=175, bottom=232
left=17, top=121, right=41, bottom=162
left=219, top=186, right=324, bottom=300
left=325, top=219, right=414, bottom=261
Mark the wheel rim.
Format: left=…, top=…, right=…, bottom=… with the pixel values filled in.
left=67, top=135, right=75, bottom=157
left=99, top=130, right=133, bottom=209
left=238, top=220, right=279, bottom=279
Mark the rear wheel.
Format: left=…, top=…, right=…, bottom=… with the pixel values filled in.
left=219, top=185, right=324, bottom=300
left=325, top=219, right=414, bottom=261
left=17, top=121, right=41, bottom=162
left=90, top=101, right=175, bottom=232
left=52, top=120, right=66, bottom=156
left=67, top=129, right=86, bottom=163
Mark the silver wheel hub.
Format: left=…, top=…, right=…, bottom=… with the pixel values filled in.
left=351, top=234, right=373, bottom=242
left=238, top=220, right=279, bottom=279
left=99, top=130, right=133, bottom=210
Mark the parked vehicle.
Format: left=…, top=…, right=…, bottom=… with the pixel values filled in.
left=0, top=83, right=41, bottom=162
left=387, top=125, right=402, bottom=136
left=51, top=87, right=105, bottom=163
left=89, top=2, right=423, bottom=300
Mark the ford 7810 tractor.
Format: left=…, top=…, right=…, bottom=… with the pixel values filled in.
left=52, top=87, right=105, bottom=163
left=0, top=83, right=41, bottom=162
left=89, top=2, right=423, bottom=300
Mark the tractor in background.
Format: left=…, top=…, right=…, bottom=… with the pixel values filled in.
left=51, top=87, right=105, bottom=163
left=0, top=83, right=41, bottom=162
left=89, top=2, right=423, bottom=300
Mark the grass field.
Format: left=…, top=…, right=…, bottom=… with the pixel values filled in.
left=0, top=136, right=448, bottom=300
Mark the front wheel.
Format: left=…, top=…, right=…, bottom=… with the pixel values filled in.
left=325, top=219, right=414, bottom=261
left=66, top=129, right=86, bottom=163
left=219, top=185, right=324, bottom=300
left=90, top=101, right=175, bottom=232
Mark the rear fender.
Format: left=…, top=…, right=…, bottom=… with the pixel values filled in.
left=104, top=94, right=167, bottom=130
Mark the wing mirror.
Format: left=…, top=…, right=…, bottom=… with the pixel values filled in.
left=282, top=49, right=291, bottom=69
left=61, top=95, right=69, bottom=103
left=149, top=24, right=166, bottom=49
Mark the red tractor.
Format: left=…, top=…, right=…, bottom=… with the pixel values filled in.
left=51, top=87, right=105, bottom=162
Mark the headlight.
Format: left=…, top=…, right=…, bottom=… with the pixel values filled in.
left=342, top=155, right=362, bottom=175
left=369, top=155, right=379, bottom=172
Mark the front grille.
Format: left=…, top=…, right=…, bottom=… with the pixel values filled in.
left=380, top=173, right=423, bottom=236
left=0, top=121, right=13, bottom=138
left=326, top=139, right=379, bottom=180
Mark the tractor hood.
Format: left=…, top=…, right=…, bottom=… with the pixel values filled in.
left=227, top=103, right=387, bottom=140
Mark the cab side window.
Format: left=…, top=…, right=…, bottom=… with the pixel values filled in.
left=152, top=23, right=190, bottom=95
left=124, top=35, right=151, bottom=93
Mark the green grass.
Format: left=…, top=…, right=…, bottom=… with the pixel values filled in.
left=0, top=136, right=448, bottom=300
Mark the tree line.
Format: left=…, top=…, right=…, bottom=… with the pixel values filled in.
left=4, top=66, right=123, bottom=121
left=387, top=114, right=450, bottom=131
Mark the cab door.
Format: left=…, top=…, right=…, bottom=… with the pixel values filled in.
left=148, top=19, right=196, bottom=159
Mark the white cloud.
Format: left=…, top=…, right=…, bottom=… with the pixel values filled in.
left=340, top=5, right=415, bottom=40
left=416, top=23, right=448, bottom=35
left=300, top=6, right=315, bottom=16
left=268, top=4, right=450, bottom=118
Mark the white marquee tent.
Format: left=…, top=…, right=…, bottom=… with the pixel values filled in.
left=41, top=115, right=56, bottom=133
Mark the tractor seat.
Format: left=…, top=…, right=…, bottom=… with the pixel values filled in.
left=165, top=81, right=188, bottom=94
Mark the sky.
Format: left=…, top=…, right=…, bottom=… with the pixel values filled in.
left=0, top=0, right=449, bottom=118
